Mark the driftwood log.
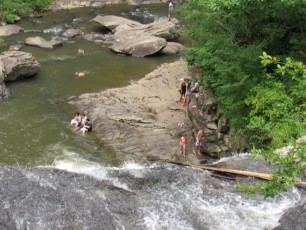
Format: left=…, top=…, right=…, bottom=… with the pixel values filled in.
left=153, top=159, right=306, bottom=186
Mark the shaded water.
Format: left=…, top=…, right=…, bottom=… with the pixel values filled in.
left=0, top=4, right=176, bottom=166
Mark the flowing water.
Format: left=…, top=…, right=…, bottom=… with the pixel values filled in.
left=0, top=4, right=301, bottom=230
left=0, top=4, right=175, bottom=166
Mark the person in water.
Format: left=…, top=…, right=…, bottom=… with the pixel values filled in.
left=80, top=118, right=93, bottom=135
left=74, top=71, right=86, bottom=78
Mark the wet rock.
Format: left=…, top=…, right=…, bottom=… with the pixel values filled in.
left=62, top=28, right=83, bottom=38
left=82, top=32, right=105, bottom=42
left=273, top=204, right=306, bottom=230
left=0, top=51, right=40, bottom=100
left=25, top=36, right=63, bottom=49
left=0, top=25, right=24, bottom=36
left=9, top=44, right=23, bottom=51
left=0, top=51, right=40, bottom=81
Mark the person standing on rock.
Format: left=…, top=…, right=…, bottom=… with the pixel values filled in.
left=194, top=129, right=205, bottom=155
left=180, top=134, right=187, bottom=157
left=179, top=78, right=186, bottom=105
left=191, top=79, right=200, bottom=93
left=168, top=0, right=174, bottom=21
left=183, top=81, right=192, bottom=106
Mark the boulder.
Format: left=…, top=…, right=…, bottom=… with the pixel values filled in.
left=25, top=36, right=63, bottom=49
left=0, top=51, right=40, bottom=81
left=9, top=44, right=23, bottom=51
left=161, top=42, right=183, bottom=54
left=0, top=25, right=24, bottom=37
left=92, top=15, right=142, bottom=32
left=110, top=35, right=167, bottom=57
left=93, top=15, right=181, bottom=57
left=113, top=18, right=180, bottom=41
left=62, top=28, right=83, bottom=38
left=82, top=33, right=105, bottom=42
left=0, top=62, right=10, bottom=99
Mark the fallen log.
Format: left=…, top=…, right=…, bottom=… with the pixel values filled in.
left=158, top=159, right=306, bottom=186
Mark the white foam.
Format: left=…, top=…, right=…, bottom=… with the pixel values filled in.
left=43, top=25, right=63, bottom=34
left=49, top=150, right=108, bottom=181
left=212, top=152, right=251, bottom=164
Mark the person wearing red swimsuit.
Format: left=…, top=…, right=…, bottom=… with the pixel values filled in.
left=180, top=134, right=187, bottom=157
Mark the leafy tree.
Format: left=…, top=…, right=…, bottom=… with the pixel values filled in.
left=177, top=0, right=306, bottom=196
left=177, top=0, right=306, bottom=142
left=245, top=53, right=306, bottom=148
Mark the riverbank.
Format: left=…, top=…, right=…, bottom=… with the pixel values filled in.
left=68, top=58, right=207, bottom=164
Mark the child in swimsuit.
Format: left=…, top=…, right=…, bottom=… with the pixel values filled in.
left=180, top=134, right=187, bottom=157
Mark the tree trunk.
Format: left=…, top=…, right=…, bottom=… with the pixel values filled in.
left=160, top=159, right=306, bottom=186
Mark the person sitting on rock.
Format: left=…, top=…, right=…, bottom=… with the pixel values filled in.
left=70, top=112, right=80, bottom=126
left=80, top=118, right=92, bottom=135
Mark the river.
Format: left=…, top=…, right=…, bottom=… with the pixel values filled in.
left=0, top=4, right=301, bottom=230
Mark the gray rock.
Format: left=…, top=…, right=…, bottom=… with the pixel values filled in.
left=161, top=42, right=183, bottom=54
left=0, top=51, right=40, bottom=81
left=92, top=15, right=142, bottom=32
left=9, top=44, right=23, bottom=51
left=0, top=62, right=10, bottom=99
left=0, top=25, right=24, bottom=36
left=25, top=36, right=63, bottom=49
left=110, top=35, right=167, bottom=57
left=62, top=28, right=83, bottom=38
left=82, top=33, right=105, bottom=42
left=94, top=15, right=181, bottom=57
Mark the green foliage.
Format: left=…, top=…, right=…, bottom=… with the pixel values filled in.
left=177, top=0, right=306, bottom=197
left=177, top=0, right=306, bottom=129
left=239, top=142, right=306, bottom=198
left=0, top=0, right=51, bottom=23
left=246, top=54, right=306, bottom=148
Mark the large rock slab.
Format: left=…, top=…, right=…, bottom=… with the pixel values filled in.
left=0, top=25, right=24, bottom=36
left=0, top=51, right=40, bottom=81
left=111, top=18, right=180, bottom=41
left=25, top=36, right=63, bottom=49
left=68, top=59, right=199, bottom=163
left=92, top=15, right=142, bottom=32
left=110, top=35, right=167, bottom=57
left=93, top=15, right=181, bottom=57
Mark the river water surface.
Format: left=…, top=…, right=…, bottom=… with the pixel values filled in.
left=0, top=4, right=175, bottom=166
left=0, top=4, right=301, bottom=230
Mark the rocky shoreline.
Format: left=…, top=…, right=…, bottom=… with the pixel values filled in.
left=68, top=58, right=207, bottom=164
